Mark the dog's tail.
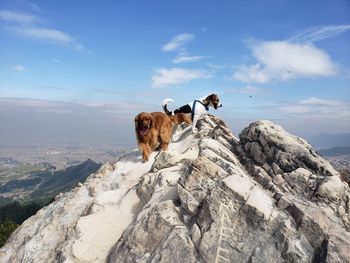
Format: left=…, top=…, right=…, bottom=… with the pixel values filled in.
left=162, top=98, right=175, bottom=115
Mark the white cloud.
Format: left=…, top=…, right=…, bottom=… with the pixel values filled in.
left=233, top=41, right=337, bottom=83
left=0, top=10, right=40, bottom=24
left=0, top=9, right=82, bottom=50
left=300, top=97, right=345, bottom=107
left=254, top=41, right=336, bottom=76
left=13, top=26, right=72, bottom=44
left=206, top=63, right=225, bottom=70
left=161, top=33, right=205, bottom=65
left=172, top=52, right=203, bottom=64
left=151, top=68, right=210, bottom=88
left=233, top=24, right=350, bottom=84
left=162, top=33, right=195, bottom=52
left=288, top=25, right=350, bottom=43
left=13, top=64, right=27, bottom=72
left=271, top=97, right=350, bottom=117
left=233, top=63, right=270, bottom=83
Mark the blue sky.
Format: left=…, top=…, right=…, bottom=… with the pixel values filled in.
left=0, top=0, right=350, bottom=146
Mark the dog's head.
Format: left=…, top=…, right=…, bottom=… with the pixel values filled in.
left=204, top=94, right=222, bottom=109
left=135, top=112, right=153, bottom=136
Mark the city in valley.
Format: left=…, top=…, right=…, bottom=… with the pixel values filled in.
left=0, top=143, right=128, bottom=170
left=0, top=143, right=128, bottom=202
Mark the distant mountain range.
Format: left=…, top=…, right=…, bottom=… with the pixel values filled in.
left=317, top=146, right=350, bottom=157
left=309, top=133, right=350, bottom=150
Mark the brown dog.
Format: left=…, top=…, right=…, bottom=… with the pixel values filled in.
left=134, top=112, right=191, bottom=162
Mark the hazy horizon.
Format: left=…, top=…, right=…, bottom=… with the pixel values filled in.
left=1, top=97, right=350, bottom=150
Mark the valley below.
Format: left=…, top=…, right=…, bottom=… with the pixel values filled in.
left=0, top=144, right=128, bottom=204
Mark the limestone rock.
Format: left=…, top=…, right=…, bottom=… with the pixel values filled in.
left=1, top=115, right=349, bottom=263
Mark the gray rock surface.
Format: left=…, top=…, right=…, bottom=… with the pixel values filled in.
left=1, top=115, right=349, bottom=263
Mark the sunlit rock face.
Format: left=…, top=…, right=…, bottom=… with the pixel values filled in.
left=1, top=115, right=349, bottom=263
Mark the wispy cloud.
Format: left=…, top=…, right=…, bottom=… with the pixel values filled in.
left=162, top=33, right=195, bottom=52
left=288, top=25, right=350, bottom=43
left=232, top=41, right=336, bottom=83
left=161, top=33, right=205, bottom=65
left=0, top=9, right=82, bottom=50
left=12, top=26, right=72, bottom=43
left=151, top=67, right=210, bottom=88
left=172, top=52, right=204, bottom=64
left=0, top=10, right=40, bottom=24
left=13, top=64, right=27, bottom=72
left=12, top=26, right=80, bottom=48
left=266, top=97, right=350, bottom=118
left=300, top=97, right=346, bottom=107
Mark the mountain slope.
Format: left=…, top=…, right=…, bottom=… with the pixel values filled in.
left=0, top=160, right=101, bottom=202
left=0, top=115, right=349, bottom=263
left=31, top=159, right=101, bottom=199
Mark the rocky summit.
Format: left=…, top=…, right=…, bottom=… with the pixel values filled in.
left=1, top=115, right=349, bottom=263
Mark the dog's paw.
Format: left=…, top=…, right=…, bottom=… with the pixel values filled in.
left=192, top=128, right=198, bottom=133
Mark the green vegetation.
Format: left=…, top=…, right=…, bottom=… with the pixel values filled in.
left=0, top=197, right=13, bottom=207
left=0, top=159, right=101, bottom=247
left=0, top=199, right=54, bottom=247
left=0, top=219, right=18, bottom=247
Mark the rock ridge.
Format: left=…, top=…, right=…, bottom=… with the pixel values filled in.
left=1, top=115, right=349, bottom=263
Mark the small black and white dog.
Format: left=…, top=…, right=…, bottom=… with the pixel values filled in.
left=162, top=94, right=222, bottom=133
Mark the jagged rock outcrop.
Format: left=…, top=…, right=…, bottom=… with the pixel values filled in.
left=1, top=115, right=349, bottom=263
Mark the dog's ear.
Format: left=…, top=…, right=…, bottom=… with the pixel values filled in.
left=204, top=94, right=214, bottom=104
left=134, top=115, right=139, bottom=127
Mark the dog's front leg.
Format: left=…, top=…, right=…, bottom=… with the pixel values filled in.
left=139, top=143, right=151, bottom=162
left=192, top=115, right=199, bottom=133
left=159, top=125, right=172, bottom=151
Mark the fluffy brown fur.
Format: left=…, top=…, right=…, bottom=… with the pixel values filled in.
left=169, top=112, right=192, bottom=126
left=134, top=112, right=191, bottom=162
